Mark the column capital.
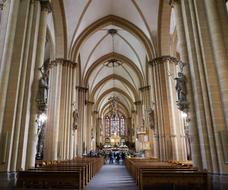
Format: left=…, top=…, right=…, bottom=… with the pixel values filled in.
left=76, top=86, right=88, bottom=92
left=134, top=100, right=142, bottom=105
left=93, top=110, right=99, bottom=114
left=149, top=55, right=180, bottom=66
left=139, top=85, right=150, bottom=91
left=39, top=0, right=52, bottom=12
left=169, top=0, right=179, bottom=7
left=85, top=100, right=94, bottom=105
left=48, top=58, right=77, bottom=69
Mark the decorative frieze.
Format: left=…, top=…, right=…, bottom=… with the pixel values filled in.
left=48, top=58, right=77, bottom=69
left=149, top=55, right=181, bottom=66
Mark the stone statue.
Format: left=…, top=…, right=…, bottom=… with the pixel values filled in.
left=175, top=72, right=186, bottom=102
left=148, top=109, right=155, bottom=129
left=73, top=109, right=79, bottom=130
left=175, top=72, right=188, bottom=111
left=37, top=73, right=48, bottom=104
left=36, top=117, right=45, bottom=160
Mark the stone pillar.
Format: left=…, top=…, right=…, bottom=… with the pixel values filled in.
left=10, top=0, right=37, bottom=171
left=16, top=0, right=41, bottom=170
left=139, top=85, right=153, bottom=157
left=0, top=0, right=11, bottom=71
left=134, top=101, right=143, bottom=132
left=44, top=59, right=76, bottom=161
left=97, top=117, right=102, bottom=146
left=153, top=62, right=172, bottom=161
left=193, top=0, right=228, bottom=174
left=85, top=101, right=94, bottom=152
left=204, top=0, right=228, bottom=128
left=170, top=0, right=202, bottom=169
left=76, top=86, right=88, bottom=155
left=0, top=0, right=40, bottom=171
left=0, top=0, right=20, bottom=139
left=131, top=110, right=137, bottom=143
left=93, top=110, right=99, bottom=149
left=26, top=0, right=50, bottom=168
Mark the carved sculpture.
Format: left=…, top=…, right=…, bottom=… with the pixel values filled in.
left=73, top=109, right=79, bottom=130
left=148, top=109, right=155, bottom=129
left=37, top=74, right=48, bottom=104
left=175, top=72, right=188, bottom=111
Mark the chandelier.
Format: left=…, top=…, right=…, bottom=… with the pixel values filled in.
left=104, top=29, right=122, bottom=68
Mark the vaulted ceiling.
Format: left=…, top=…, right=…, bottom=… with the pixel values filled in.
left=47, top=0, right=170, bottom=118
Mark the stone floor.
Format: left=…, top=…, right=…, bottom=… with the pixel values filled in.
left=1, top=164, right=228, bottom=190
left=85, top=164, right=138, bottom=190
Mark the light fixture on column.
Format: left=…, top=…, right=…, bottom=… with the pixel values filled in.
left=104, top=29, right=122, bottom=68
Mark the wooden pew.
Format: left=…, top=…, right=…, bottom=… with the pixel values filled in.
left=126, top=158, right=209, bottom=190
left=16, top=157, right=104, bottom=189
left=17, top=170, right=82, bottom=189
left=139, top=169, right=208, bottom=190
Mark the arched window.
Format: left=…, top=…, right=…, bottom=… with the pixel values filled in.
left=105, top=116, right=110, bottom=137
left=111, top=113, right=119, bottom=136
left=104, top=113, right=126, bottom=137
left=120, top=115, right=125, bottom=136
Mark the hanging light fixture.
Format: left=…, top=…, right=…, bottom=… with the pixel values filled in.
left=104, top=29, right=122, bottom=68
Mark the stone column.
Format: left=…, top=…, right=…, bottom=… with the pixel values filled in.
left=139, top=85, right=154, bottom=157
left=0, top=0, right=11, bottom=71
left=10, top=0, right=37, bottom=171
left=193, top=0, right=228, bottom=174
left=85, top=101, right=94, bottom=152
left=97, top=117, right=102, bottom=146
left=16, top=0, right=41, bottom=170
left=0, top=0, right=20, bottom=139
left=156, top=62, right=172, bottom=160
left=44, top=59, right=76, bottom=161
left=76, top=86, right=88, bottom=155
left=134, top=101, right=143, bottom=131
left=91, top=110, right=98, bottom=150
left=26, top=0, right=50, bottom=168
left=0, top=0, right=39, bottom=171
left=204, top=0, right=228, bottom=128
left=170, top=0, right=202, bottom=169
left=93, top=110, right=99, bottom=149
left=131, top=110, right=137, bottom=143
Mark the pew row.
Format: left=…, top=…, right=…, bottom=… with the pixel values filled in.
left=16, top=157, right=104, bottom=189
left=126, top=158, right=209, bottom=190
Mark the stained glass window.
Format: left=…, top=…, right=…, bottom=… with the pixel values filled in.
left=120, top=115, right=125, bottom=136
left=105, top=116, right=110, bottom=137
left=111, top=113, right=119, bottom=136
left=104, top=113, right=126, bottom=137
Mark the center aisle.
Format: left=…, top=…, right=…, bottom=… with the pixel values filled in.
left=85, top=164, right=139, bottom=190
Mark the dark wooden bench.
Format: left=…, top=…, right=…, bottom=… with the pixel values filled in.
left=126, top=158, right=209, bottom=190
left=17, top=157, right=104, bottom=189
left=139, top=169, right=208, bottom=190
left=16, top=170, right=82, bottom=189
